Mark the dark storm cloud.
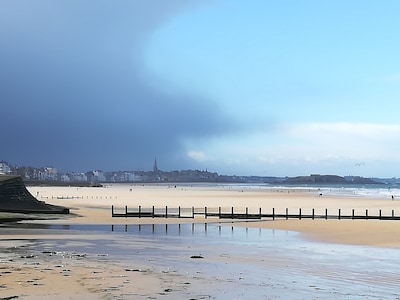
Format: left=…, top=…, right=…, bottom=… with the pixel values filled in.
left=0, top=0, right=234, bottom=171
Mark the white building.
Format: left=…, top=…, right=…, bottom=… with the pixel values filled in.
left=0, top=161, right=11, bottom=174
left=92, top=170, right=106, bottom=182
left=44, top=166, right=58, bottom=180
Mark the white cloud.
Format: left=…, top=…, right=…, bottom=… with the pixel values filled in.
left=286, top=122, right=400, bottom=140
left=183, top=122, right=400, bottom=176
left=187, top=150, right=207, bottom=162
left=273, top=122, right=400, bottom=162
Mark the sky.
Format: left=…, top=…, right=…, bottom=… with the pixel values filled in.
left=1, top=0, right=400, bottom=177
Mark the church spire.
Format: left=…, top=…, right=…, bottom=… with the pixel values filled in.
left=153, top=157, right=158, bottom=173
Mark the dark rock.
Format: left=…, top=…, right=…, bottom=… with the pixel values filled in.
left=0, top=175, right=69, bottom=214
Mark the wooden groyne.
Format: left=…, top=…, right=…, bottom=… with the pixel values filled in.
left=111, top=206, right=400, bottom=221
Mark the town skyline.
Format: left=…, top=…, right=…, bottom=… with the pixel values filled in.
left=1, top=160, right=399, bottom=186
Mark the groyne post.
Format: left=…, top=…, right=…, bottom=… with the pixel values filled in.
left=231, top=207, right=234, bottom=218
left=259, top=207, right=262, bottom=218
left=392, top=210, right=395, bottom=218
left=312, top=208, right=314, bottom=220
left=272, top=207, right=275, bottom=220
left=352, top=209, right=354, bottom=220
left=366, top=209, right=368, bottom=220
left=325, top=208, right=328, bottom=220
left=192, top=206, right=194, bottom=219
left=299, top=208, right=302, bottom=220
left=125, top=205, right=128, bottom=218
left=286, top=208, right=288, bottom=220
left=165, top=206, right=168, bottom=219
left=152, top=206, right=155, bottom=218
left=111, top=205, right=114, bottom=217
left=379, top=209, right=382, bottom=220
left=139, top=205, right=141, bottom=218
left=246, top=207, right=248, bottom=219
left=205, top=206, right=207, bottom=219
left=338, top=209, right=341, bottom=220
left=219, top=207, right=222, bottom=218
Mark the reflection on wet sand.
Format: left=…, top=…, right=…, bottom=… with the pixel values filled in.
left=1, top=223, right=400, bottom=299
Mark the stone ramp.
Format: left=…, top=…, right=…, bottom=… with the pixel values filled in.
left=0, top=175, right=69, bottom=214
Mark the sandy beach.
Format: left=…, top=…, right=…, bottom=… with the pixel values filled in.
left=1, top=183, right=400, bottom=299
left=24, top=183, right=400, bottom=248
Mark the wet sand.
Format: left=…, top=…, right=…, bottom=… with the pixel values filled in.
left=1, top=183, right=400, bottom=299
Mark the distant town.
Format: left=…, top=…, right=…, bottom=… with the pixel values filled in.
left=1, top=159, right=399, bottom=186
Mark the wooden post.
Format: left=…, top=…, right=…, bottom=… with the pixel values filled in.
left=325, top=208, right=328, bottom=220
left=165, top=206, right=168, bottom=219
left=231, top=207, right=234, bottom=218
left=219, top=207, right=221, bottom=218
left=152, top=206, right=155, bottom=218
left=139, top=205, right=141, bottom=218
left=246, top=207, right=248, bottom=219
left=192, top=206, right=194, bottom=219
left=352, top=209, right=354, bottom=220
left=392, top=210, right=395, bottom=218
left=366, top=209, right=368, bottom=220
left=379, top=209, right=382, bottom=220
left=312, top=208, right=314, bottom=220
left=205, top=206, right=207, bottom=219
left=125, top=205, right=128, bottom=218
left=299, top=208, right=302, bottom=220
left=286, top=208, right=288, bottom=220
left=259, top=207, right=262, bottom=218
left=111, top=205, right=114, bottom=217
left=178, top=206, right=181, bottom=218
left=338, top=208, right=341, bottom=220
left=273, top=207, right=275, bottom=220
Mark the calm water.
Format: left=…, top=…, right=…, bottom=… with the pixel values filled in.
left=10, top=222, right=400, bottom=299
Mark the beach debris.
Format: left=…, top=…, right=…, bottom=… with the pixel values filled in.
left=190, top=255, right=204, bottom=259
left=20, top=255, right=35, bottom=259
left=189, top=295, right=212, bottom=299
left=124, top=268, right=143, bottom=272
left=97, top=254, right=109, bottom=257
left=42, top=251, right=57, bottom=255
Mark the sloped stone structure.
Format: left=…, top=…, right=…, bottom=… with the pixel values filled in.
left=0, top=175, right=69, bottom=214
